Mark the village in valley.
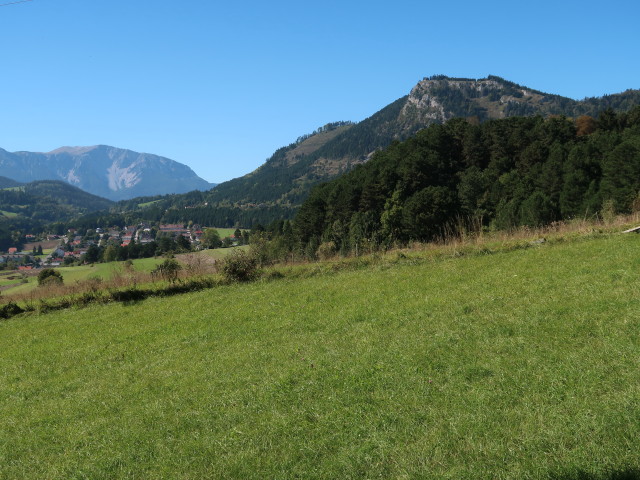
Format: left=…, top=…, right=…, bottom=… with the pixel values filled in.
left=0, top=223, right=245, bottom=273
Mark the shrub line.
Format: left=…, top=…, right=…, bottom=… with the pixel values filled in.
left=0, top=228, right=619, bottom=323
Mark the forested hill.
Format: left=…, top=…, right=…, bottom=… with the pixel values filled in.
left=0, top=180, right=113, bottom=222
left=211, top=76, right=640, bottom=209
left=0, top=176, right=22, bottom=189
left=204, top=121, right=356, bottom=206
left=136, top=76, right=639, bottom=227
left=293, top=107, right=640, bottom=254
left=0, top=180, right=115, bottom=251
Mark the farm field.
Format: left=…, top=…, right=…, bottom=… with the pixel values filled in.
left=1, top=234, right=639, bottom=478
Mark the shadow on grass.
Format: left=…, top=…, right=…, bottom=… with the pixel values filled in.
left=550, top=468, right=640, bottom=480
left=0, top=277, right=224, bottom=321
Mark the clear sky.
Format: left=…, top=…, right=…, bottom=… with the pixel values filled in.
left=1, top=0, right=639, bottom=184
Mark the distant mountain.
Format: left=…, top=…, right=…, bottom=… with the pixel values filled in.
left=0, top=180, right=113, bottom=223
left=0, top=145, right=216, bottom=201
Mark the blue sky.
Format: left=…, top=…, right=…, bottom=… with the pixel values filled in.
left=1, top=0, right=639, bottom=184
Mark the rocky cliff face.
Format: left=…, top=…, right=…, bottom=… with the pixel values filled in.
left=401, top=76, right=561, bottom=128
left=0, top=145, right=215, bottom=201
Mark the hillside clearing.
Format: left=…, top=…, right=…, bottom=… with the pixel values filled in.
left=0, top=234, right=639, bottom=478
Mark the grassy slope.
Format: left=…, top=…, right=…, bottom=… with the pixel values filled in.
left=1, top=234, right=640, bottom=479
left=3, top=257, right=165, bottom=295
left=1, top=247, right=241, bottom=296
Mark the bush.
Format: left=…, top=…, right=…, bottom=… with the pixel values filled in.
left=151, top=259, right=182, bottom=283
left=316, top=241, right=337, bottom=260
left=249, top=232, right=272, bottom=267
left=221, top=250, right=259, bottom=282
left=0, top=301, right=24, bottom=319
left=37, top=268, right=63, bottom=287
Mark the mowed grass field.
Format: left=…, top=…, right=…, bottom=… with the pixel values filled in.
left=1, top=234, right=640, bottom=478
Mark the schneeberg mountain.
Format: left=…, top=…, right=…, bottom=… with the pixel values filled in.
left=0, top=145, right=216, bottom=201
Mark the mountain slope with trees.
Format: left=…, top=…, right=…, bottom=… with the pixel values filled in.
left=0, top=180, right=115, bottom=251
left=53, top=76, right=640, bottom=231
left=217, top=76, right=640, bottom=210
left=0, top=176, right=22, bottom=189
left=0, top=180, right=113, bottom=221
left=127, top=76, right=640, bottom=227
left=291, top=106, right=640, bottom=255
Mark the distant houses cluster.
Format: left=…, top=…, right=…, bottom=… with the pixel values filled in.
left=0, top=248, right=41, bottom=270
left=1, top=223, right=217, bottom=271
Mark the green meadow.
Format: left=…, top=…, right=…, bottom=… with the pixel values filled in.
left=0, top=273, right=25, bottom=287
left=1, top=247, right=242, bottom=297
left=0, top=210, right=18, bottom=218
left=1, top=257, right=165, bottom=295
left=137, top=200, right=162, bottom=208
left=214, top=227, right=240, bottom=238
left=1, top=234, right=639, bottom=478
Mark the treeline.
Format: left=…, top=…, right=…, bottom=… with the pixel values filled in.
left=56, top=204, right=295, bottom=234
left=296, top=121, right=354, bottom=144
left=289, top=107, right=640, bottom=256
left=79, top=236, right=203, bottom=264
left=0, top=221, right=22, bottom=252
left=161, top=204, right=295, bottom=228
left=0, top=180, right=115, bottom=247
left=0, top=215, right=48, bottom=251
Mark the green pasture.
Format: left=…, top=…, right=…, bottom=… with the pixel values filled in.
left=137, top=200, right=162, bottom=208
left=1, top=234, right=640, bottom=478
left=0, top=210, right=18, bottom=218
left=1, top=257, right=164, bottom=295
left=0, top=273, right=26, bottom=287
left=206, top=227, right=239, bottom=238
